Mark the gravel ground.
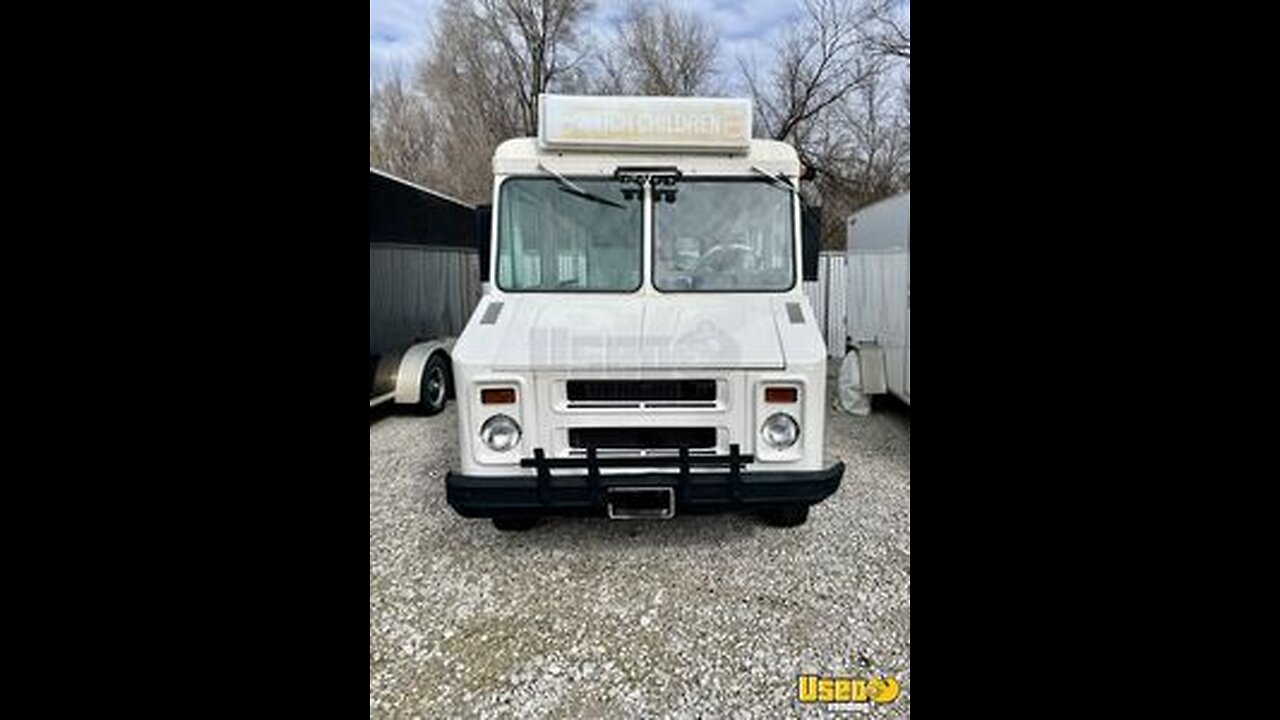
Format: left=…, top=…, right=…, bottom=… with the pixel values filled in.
left=370, top=359, right=910, bottom=718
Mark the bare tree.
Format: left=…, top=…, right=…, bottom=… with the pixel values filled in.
left=738, top=0, right=910, bottom=249
left=742, top=0, right=881, bottom=146
left=369, top=67, right=439, bottom=186
left=602, top=1, right=720, bottom=96
left=798, top=66, right=909, bottom=247
left=397, top=0, right=594, bottom=202
left=476, top=0, right=595, bottom=134
left=593, top=44, right=629, bottom=94
left=371, top=0, right=909, bottom=218
left=413, top=1, right=521, bottom=201
left=865, top=0, right=910, bottom=62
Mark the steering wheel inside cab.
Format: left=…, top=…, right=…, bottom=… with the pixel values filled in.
left=687, top=244, right=761, bottom=289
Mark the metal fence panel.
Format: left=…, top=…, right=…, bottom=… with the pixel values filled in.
left=803, top=252, right=848, bottom=357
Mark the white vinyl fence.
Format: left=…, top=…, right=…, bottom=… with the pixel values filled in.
left=803, top=251, right=849, bottom=358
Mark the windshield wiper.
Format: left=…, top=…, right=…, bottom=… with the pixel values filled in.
left=751, top=165, right=797, bottom=194
left=537, top=162, right=625, bottom=209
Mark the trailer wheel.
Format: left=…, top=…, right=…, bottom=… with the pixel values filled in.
left=418, top=353, right=450, bottom=415
left=760, top=505, right=809, bottom=527
left=492, top=517, right=538, bottom=531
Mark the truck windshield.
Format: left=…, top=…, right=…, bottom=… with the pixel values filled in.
left=654, top=178, right=794, bottom=291
left=497, top=178, right=642, bottom=291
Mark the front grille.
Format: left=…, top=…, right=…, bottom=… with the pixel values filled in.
left=568, top=427, right=717, bottom=450
left=567, top=380, right=716, bottom=402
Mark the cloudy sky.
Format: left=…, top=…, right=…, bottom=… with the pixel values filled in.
left=369, top=0, right=807, bottom=91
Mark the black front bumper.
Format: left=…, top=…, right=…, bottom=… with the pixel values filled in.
left=446, top=445, right=844, bottom=518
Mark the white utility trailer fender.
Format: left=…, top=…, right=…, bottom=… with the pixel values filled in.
left=844, top=191, right=910, bottom=407
left=444, top=94, right=845, bottom=530
left=368, top=337, right=457, bottom=409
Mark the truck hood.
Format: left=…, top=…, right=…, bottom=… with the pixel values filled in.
left=458, top=295, right=793, bottom=370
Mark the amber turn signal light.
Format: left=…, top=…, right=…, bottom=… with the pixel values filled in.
left=764, top=386, right=797, bottom=403
left=481, top=388, right=517, bottom=404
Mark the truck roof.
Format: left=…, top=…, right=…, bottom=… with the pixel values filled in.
left=492, top=137, right=800, bottom=177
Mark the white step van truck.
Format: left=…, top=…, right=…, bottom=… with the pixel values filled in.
left=446, top=94, right=845, bottom=530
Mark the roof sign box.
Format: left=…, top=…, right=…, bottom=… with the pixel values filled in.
left=538, top=94, right=753, bottom=153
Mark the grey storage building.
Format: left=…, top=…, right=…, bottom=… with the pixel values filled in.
left=369, top=168, right=484, bottom=397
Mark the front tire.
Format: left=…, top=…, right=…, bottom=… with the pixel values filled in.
left=492, top=517, right=538, bottom=531
left=760, top=505, right=810, bottom=527
left=417, top=353, right=449, bottom=416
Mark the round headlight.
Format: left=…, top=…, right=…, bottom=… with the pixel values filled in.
left=761, top=413, right=800, bottom=449
left=480, top=414, right=521, bottom=451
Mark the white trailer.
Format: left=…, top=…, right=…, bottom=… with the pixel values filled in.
left=843, top=191, right=910, bottom=407
left=445, top=94, right=844, bottom=530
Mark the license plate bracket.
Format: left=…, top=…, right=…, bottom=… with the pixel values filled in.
left=606, top=487, right=675, bottom=520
